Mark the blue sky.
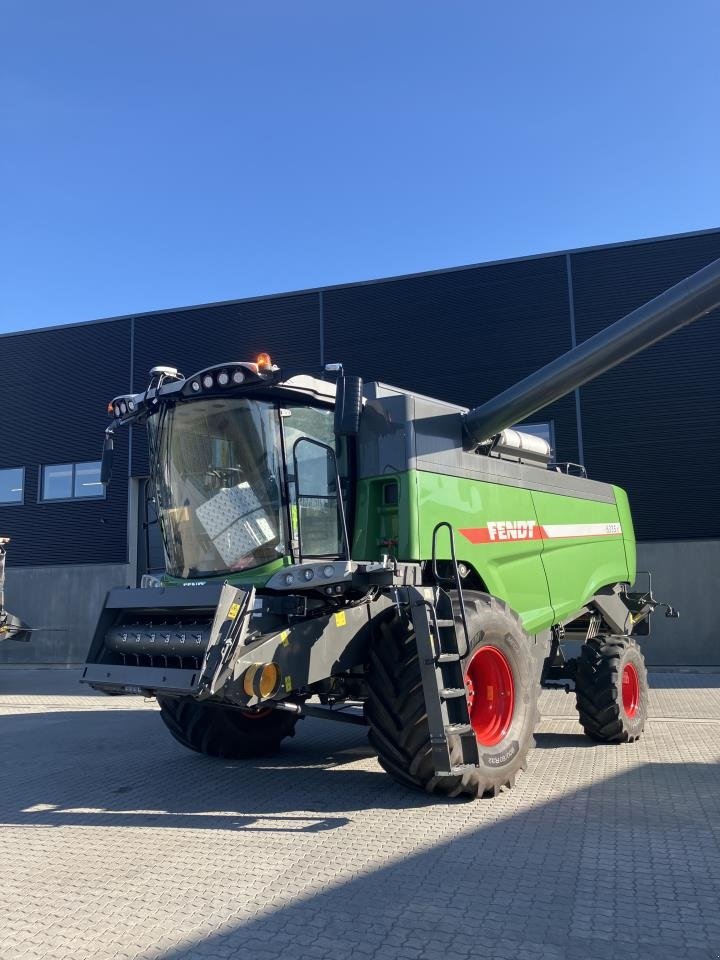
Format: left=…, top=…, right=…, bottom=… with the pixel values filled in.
left=2, top=1, right=719, bottom=332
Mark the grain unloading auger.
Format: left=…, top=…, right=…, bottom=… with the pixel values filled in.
left=83, top=257, right=720, bottom=798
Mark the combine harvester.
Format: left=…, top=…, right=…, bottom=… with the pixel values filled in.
left=83, top=257, right=719, bottom=797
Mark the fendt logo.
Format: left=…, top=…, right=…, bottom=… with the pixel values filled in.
left=487, top=520, right=537, bottom=541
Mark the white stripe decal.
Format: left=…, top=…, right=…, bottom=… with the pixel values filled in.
left=542, top=522, right=622, bottom=538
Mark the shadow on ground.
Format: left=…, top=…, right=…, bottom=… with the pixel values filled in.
left=146, top=760, right=720, bottom=960
left=0, top=707, right=444, bottom=832
left=2, top=686, right=720, bottom=959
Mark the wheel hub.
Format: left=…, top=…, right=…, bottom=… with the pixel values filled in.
left=464, top=645, right=515, bottom=747
left=621, top=663, right=640, bottom=718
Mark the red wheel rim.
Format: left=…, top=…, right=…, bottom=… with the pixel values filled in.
left=622, top=663, right=640, bottom=718
left=464, top=646, right=515, bottom=747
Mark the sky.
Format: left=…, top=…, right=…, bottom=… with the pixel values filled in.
left=2, top=1, right=719, bottom=333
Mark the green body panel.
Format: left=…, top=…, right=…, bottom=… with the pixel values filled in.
left=352, top=473, right=419, bottom=561
left=530, top=488, right=629, bottom=625
left=352, top=469, right=632, bottom=635
left=613, top=484, right=637, bottom=586
left=415, top=470, right=553, bottom=634
left=162, top=556, right=287, bottom=590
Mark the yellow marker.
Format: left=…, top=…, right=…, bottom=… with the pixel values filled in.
left=284, top=675, right=293, bottom=693
left=227, top=602, right=241, bottom=620
left=334, top=611, right=347, bottom=627
left=280, top=629, right=290, bottom=647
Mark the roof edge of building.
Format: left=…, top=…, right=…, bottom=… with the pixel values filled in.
left=3, top=224, right=720, bottom=340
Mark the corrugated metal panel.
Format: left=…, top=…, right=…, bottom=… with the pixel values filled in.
left=570, top=232, right=720, bottom=540
left=130, top=293, right=321, bottom=475
left=324, top=255, right=579, bottom=462
left=0, top=319, right=131, bottom=565
left=3, top=229, right=717, bottom=568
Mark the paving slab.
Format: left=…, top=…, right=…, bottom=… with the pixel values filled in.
left=1, top=669, right=719, bottom=960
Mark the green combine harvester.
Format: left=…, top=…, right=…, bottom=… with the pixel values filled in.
left=83, top=257, right=720, bottom=798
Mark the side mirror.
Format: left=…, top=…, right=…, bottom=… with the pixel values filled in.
left=100, top=430, right=114, bottom=486
left=334, top=375, right=363, bottom=436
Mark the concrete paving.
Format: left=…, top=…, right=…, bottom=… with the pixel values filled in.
left=1, top=669, right=719, bottom=960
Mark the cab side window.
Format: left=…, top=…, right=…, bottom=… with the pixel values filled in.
left=284, top=406, right=343, bottom=559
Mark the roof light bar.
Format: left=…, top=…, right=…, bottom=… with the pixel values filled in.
left=107, top=393, right=143, bottom=422
left=106, top=356, right=282, bottom=419
left=179, top=359, right=280, bottom=398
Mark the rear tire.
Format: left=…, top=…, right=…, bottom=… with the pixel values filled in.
left=366, top=592, right=539, bottom=799
left=157, top=697, right=298, bottom=759
left=575, top=636, right=648, bottom=742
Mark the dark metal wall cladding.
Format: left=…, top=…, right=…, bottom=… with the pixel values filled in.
left=0, top=319, right=131, bottom=565
left=571, top=233, right=720, bottom=540
left=323, top=256, right=579, bottom=463
left=130, top=292, right=322, bottom=475
left=2, top=230, right=718, bottom=567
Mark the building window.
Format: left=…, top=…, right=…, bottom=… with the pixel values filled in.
left=0, top=468, right=24, bottom=504
left=41, top=462, right=104, bottom=501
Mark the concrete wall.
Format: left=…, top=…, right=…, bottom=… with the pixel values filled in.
left=636, top=540, right=719, bottom=668
left=0, top=540, right=716, bottom=668
left=0, top=563, right=131, bottom=665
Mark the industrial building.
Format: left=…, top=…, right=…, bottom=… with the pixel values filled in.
left=1, top=227, right=718, bottom=667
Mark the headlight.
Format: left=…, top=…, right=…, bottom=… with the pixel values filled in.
left=202, top=374, right=214, bottom=389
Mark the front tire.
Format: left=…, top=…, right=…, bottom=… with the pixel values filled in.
left=366, top=592, right=540, bottom=799
left=575, top=636, right=649, bottom=742
left=157, top=697, right=298, bottom=759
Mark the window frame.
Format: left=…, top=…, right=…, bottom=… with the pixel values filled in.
left=0, top=466, right=25, bottom=506
left=291, top=435, right=346, bottom=562
left=39, top=461, right=106, bottom=503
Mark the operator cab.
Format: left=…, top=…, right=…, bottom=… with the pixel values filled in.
left=104, top=357, right=350, bottom=584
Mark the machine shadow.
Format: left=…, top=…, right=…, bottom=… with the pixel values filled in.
left=533, top=731, right=599, bottom=749
left=0, top=707, right=447, bottom=833
left=147, top=761, right=720, bottom=960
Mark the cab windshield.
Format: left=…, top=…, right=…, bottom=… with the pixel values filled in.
left=149, top=398, right=285, bottom=578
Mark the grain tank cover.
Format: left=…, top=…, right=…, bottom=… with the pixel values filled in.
left=491, top=428, right=551, bottom=466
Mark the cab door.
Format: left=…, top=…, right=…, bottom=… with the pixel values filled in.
left=282, top=405, right=348, bottom=561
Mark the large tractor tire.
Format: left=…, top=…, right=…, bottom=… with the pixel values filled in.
left=366, top=592, right=540, bottom=799
left=575, top=635, right=649, bottom=742
left=157, top=697, right=298, bottom=759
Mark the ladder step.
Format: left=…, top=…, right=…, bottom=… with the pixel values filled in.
left=444, top=723, right=473, bottom=735
left=440, top=687, right=467, bottom=699
left=431, top=619, right=456, bottom=628
left=437, top=653, right=461, bottom=663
